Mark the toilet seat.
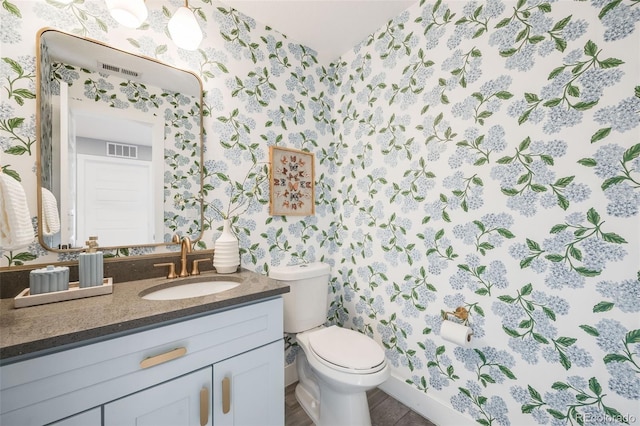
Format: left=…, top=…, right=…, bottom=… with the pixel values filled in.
left=307, top=326, right=386, bottom=374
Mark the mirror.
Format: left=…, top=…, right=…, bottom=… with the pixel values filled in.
left=36, top=28, right=204, bottom=252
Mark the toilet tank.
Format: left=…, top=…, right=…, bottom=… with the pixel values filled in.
left=269, top=262, right=331, bottom=333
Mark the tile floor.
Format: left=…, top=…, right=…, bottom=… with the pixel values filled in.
left=284, top=382, right=437, bottom=426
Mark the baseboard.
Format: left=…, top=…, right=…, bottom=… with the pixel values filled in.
left=378, top=373, right=473, bottom=426
left=285, top=360, right=298, bottom=387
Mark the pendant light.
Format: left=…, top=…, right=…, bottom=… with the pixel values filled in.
left=105, top=0, right=148, bottom=29
left=168, top=0, right=203, bottom=50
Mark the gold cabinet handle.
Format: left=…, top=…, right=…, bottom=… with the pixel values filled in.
left=200, top=386, right=209, bottom=426
left=139, top=347, right=187, bottom=369
left=222, top=377, right=231, bottom=414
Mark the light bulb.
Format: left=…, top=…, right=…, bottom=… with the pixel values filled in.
left=105, top=0, right=148, bottom=29
left=168, top=6, right=203, bottom=50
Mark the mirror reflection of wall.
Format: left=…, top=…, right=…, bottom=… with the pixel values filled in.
left=54, top=77, right=165, bottom=248
left=38, top=29, right=204, bottom=252
left=68, top=101, right=162, bottom=248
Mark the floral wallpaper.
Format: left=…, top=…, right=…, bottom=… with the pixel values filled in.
left=324, top=0, right=639, bottom=424
left=1, top=0, right=638, bottom=425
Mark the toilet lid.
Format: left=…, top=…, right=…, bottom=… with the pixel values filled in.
left=308, top=326, right=385, bottom=370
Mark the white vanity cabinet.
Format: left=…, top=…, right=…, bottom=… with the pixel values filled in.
left=213, top=340, right=283, bottom=426
left=0, top=298, right=284, bottom=426
left=102, top=341, right=284, bottom=426
left=104, top=367, right=213, bottom=426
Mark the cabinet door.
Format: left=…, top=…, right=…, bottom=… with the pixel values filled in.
left=104, top=367, right=212, bottom=426
left=213, top=340, right=284, bottom=426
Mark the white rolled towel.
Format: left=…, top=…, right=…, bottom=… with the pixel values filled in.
left=41, top=187, right=61, bottom=236
left=0, top=173, right=35, bottom=251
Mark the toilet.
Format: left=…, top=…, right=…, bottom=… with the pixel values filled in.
left=270, top=262, right=390, bottom=426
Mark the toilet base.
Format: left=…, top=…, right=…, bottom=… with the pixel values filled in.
left=295, top=381, right=320, bottom=424
left=295, top=381, right=373, bottom=426
left=295, top=352, right=374, bottom=426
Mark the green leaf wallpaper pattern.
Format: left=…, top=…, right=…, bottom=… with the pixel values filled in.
left=1, top=0, right=639, bottom=424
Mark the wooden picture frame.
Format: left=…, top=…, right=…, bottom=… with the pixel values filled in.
left=269, top=146, right=315, bottom=216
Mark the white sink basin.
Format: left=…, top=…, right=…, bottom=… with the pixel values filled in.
left=142, top=279, right=240, bottom=301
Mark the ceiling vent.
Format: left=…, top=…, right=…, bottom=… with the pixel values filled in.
left=98, top=61, right=141, bottom=79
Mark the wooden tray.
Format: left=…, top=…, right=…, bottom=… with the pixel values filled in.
left=14, top=277, right=113, bottom=308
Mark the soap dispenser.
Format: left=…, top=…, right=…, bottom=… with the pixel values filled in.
left=79, top=236, right=104, bottom=287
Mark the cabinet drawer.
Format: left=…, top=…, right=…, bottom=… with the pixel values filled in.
left=49, top=408, right=101, bottom=426
left=0, top=297, right=283, bottom=426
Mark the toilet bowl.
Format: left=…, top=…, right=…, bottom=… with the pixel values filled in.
left=269, top=263, right=390, bottom=426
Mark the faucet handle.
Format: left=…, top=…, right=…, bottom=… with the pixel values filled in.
left=154, top=262, right=178, bottom=279
left=191, top=258, right=212, bottom=276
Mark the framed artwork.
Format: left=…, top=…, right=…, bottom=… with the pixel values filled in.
left=269, top=146, right=315, bottom=216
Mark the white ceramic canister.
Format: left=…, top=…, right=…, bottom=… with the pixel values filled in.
left=29, top=265, right=69, bottom=294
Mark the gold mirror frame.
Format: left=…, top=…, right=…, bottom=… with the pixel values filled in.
left=36, top=28, right=205, bottom=253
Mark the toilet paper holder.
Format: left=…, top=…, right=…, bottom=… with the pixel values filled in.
left=441, top=306, right=470, bottom=326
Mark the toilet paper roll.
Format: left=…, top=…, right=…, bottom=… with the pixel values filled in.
left=441, top=320, right=473, bottom=346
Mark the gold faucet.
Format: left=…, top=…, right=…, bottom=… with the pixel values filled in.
left=155, top=236, right=210, bottom=279
left=179, top=236, right=192, bottom=277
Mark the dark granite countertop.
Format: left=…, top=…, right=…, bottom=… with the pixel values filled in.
left=0, top=269, right=289, bottom=362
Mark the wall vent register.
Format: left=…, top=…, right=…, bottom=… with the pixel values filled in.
left=98, top=61, right=140, bottom=78
left=107, top=142, right=138, bottom=159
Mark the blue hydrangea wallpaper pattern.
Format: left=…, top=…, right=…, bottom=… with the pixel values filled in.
left=1, top=0, right=638, bottom=424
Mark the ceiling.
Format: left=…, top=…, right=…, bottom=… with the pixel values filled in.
left=218, top=0, right=417, bottom=63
